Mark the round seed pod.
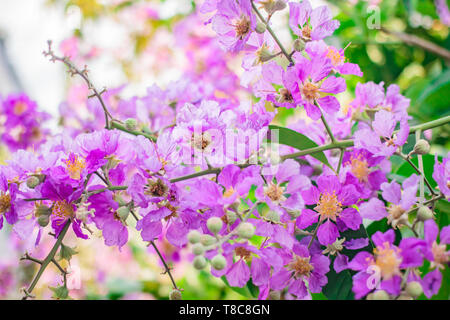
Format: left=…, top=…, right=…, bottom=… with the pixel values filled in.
left=211, top=254, right=227, bottom=271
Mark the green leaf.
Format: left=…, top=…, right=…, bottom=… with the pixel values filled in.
left=409, top=69, right=450, bottom=121
left=267, top=125, right=332, bottom=169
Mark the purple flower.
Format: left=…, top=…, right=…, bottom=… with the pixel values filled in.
left=88, top=187, right=128, bottom=249
left=305, top=40, right=363, bottom=77
left=298, top=175, right=361, bottom=245
left=288, top=0, right=339, bottom=41
left=341, top=148, right=387, bottom=199
left=348, top=229, right=424, bottom=299
left=211, top=0, right=256, bottom=52
left=419, top=220, right=450, bottom=298
left=0, top=172, right=18, bottom=229
left=350, top=82, right=410, bottom=121
left=354, top=110, right=410, bottom=157
left=255, top=159, right=311, bottom=211
left=269, top=243, right=330, bottom=299
left=40, top=178, right=88, bottom=239
left=291, top=54, right=346, bottom=120
left=432, top=152, right=450, bottom=199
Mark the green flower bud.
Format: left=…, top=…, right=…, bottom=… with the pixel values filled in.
left=124, top=118, right=138, bottom=131
left=372, top=290, right=389, bottom=300
left=37, top=214, right=50, bottom=227
left=211, top=254, right=227, bottom=271
left=413, top=139, right=430, bottom=155
left=113, top=195, right=128, bottom=207
left=417, top=206, right=434, bottom=221
left=255, top=22, right=266, bottom=34
left=207, top=217, right=223, bottom=234
left=406, top=281, right=423, bottom=298
left=226, top=211, right=237, bottom=225
left=116, top=206, right=130, bottom=221
left=293, top=38, right=305, bottom=52
left=35, top=204, right=52, bottom=217
left=188, top=230, right=202, bottom=244
left=192, top=243, right=204, bottom=256
left=26, top=176, right=41, bottom=189
left=193, top=256, right=207, bottom=270
left=169, top=289, right=182, bottom=300
left=200, top=234, right=217, bottom=246
left=237, top=222, right=255, bottom=239
left=265, top=210, right=280, bottom=223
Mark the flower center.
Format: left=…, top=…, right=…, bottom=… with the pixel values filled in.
left=349, top=155, right=370, bottom=182
left=326, top=47, right=344, bottom=66
left=145, top=178, right=168, bottom=198
left=234, top=16, right=251, bottom=40
left=287, top=255, right=314, bottom=278
left=191, top=132, right=211, bottom=151
left=63, top=154, right=86, bottom=180
left=13, top=101, right=28, bottom=116
left=373, top=242, right=402, bottom=279
left=235, top=246, right=252, bottom=261
left=431, top=242, right=449, bottom=269
left=388, top=205, right=405, bottom=219
left=223, top=186, right=235, bottom=198
left=301, top=81, right=320, bottom=102
left=264, top=182, right=285, bottom=203
left=301, top=25, right=312, bottom=40
left=315, top=192, right=342, bottom=221
left=52, top=200, right=74, bottom=219
left=0, top=193, right=11, bottom=214
left=278, top=88, right=294, bottom=103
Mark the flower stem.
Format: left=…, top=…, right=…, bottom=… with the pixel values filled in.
left=251, top=1, right=294, bottom=64
left=22, top=220, right=71, bottom=299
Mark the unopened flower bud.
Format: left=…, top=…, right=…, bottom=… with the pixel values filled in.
left=406, top=281, right=423, bottom=298
left=124, top=118, right=137, bottom=131
left=38, top=214, right=50, bottom=227
left=116, top=206, right=130, bottom=221
left=200, top=234, right=217, bottom=246
left=372, top=290, right=389, bottom=300
left=226, top=211, right=237, bottom=225
left=114, top=195, right=128, bottom=207
left=192, top=243, right=204, bottom=256
left=26, top=176, right=40, bottom=189
left=255, top=21, right=266, bottom=34
left=237, top=222, right=255, bottom=239
left=211, top=254, right=227, bottom=270
left=35, top=204, right=52, bottom=217
left=293, top=38, right=305, bottom=52
left=193, top=256, right=207, bottom=270
left=188, top=230, right=202, bottom=244
left=169, top=289, right=182, bottom=300
left=286, top=209, right=300, bottom=219
left=207, top=217, right=223, bottom=234
left=417, top=206, right=434, bottom=221
left=265, top=210, right=280, bottom=223
left=413, top=139, right=430, bottom=155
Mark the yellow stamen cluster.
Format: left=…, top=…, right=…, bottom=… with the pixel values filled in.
left=52, top=200, right=74, bottom=219
left=349, top=155, right=370, bottom=182
left=372, top=242, right=402, bottom=279
left=13, top=101, right=28, bottom=115
left=287, top=255, right=314, bottom=278
left=0, top=193, right=11, bottom=214
left=326, top=47, right=344, bottom=66
left=264, top=182, right=285, bottom=203
left=301, top=81, right=320, bottom=102
left=315, top=192, right=342, bottom=221
left=431, top=242, right=449, bottom=270
left=63, top=154, right=86, bottom=180
left=234, top=15, right=251, bottom=40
